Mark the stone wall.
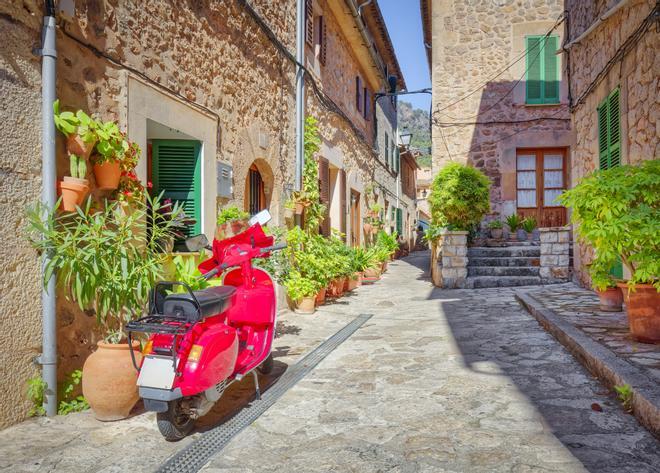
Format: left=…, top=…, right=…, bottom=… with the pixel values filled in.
left=539, top=226, right=570, bottom=283
left=431, top=231, right=468, bottom=289
left=429, top=0, right=571, bottom=220
left=565, top=0, right=658, bottom=287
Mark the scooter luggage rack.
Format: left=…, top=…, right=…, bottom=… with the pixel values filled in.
left=125, top=281, right=203, bottom=372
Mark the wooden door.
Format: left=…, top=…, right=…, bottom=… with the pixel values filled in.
left=350, top=190, right=360, bottom=247
left=516, top=148, right=567, bottom=227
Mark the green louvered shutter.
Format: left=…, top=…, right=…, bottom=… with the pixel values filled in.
left=526, top=36, right=543, bottom=104
left=152, top=140, right=202, bottom=238
left=543, top=36, right=559, bottom=103
left=598, top=100, right=609, bottom=170
left=608, top=88, right=621, bottom=167
left=396, top=208, right=403, bottom=236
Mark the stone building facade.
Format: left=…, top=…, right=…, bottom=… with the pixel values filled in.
left=564, top=0, right=659, bottom=287
left=0, top=0, right=411, bottom=428
left=421, top=0, right=572, bottom=229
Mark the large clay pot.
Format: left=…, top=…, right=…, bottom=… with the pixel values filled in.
left=490, top=228, right=503, bottom=239
left=328, top=277, right=345, bottom=297
left=295, top=296, right=316, bottom=314
left=93, top=160, right=121, bottom=190
left=381, top=261, right=388, bottom=273
left=66, top=134, right=96, bottom=159
left=362, top=267, right=381, bottom=284
left=596, top=286, right=623, bottom=312
left=617, top=282, right=660, bottom=343
left=315, top=287, right=326, bottom=306
left=82, top=341, right=142, bottom=421
left=60, top=177, right=89, bottom=212
left=345, top=275, right=359, bottom=292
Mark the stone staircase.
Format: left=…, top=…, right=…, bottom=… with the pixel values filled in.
left=466, top=245, right=542, bottom=288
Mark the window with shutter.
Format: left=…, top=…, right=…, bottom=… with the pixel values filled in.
left=356, top=76, right=362, bottom=113
left=305, top=0, right=313, bottom=46
left=319, top=15, right=327, bottom=65
left=152, top=140, right=202, bottom=238
left=598, top=88, right=621, bottom=170
left=318, top=157, right=330, bottom=236
left=526, top=35, right=560, bottom=104
left=363, top=87, right=370, bottom=120
left=396, top=208, right=403, bottom=236
left=339, top=169, right=346, bottom=234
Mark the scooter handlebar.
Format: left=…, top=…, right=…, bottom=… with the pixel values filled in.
left=260, top=242, right=287, bottom=254
left=202, top=263, right=227, bottom=280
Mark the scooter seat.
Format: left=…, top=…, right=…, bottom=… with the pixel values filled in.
left=163, top=286, right=236, bottom=322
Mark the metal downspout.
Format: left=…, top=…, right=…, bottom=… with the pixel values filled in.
left=345, top=0, right=387, bottom=86
left=563, top=0, right=631, bottom=50
left=295, top=0, right=305, bottom=192
left=39, top=0, right=58, bottom=417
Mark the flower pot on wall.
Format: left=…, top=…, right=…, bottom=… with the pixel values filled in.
left=295, top=296, right=316, bottom=314
left=617, top=282, right=660, bottom=343
left=596, top=287, right=623, bottom=312
left=93, top=160, right=121, bottom=190
left=66, top=134, right=96, bottom=159
left=60, top=177, right=89, bottom=212
left=82, top=341, right=142, bottom=421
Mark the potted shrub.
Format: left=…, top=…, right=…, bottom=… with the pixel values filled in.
left=559, top=160, right=659, bottom=342
left=521, top=216, right=537, bottom=242
left=217, top=206, right=250, bottom=239
left=589, top=264, right=623, bottom=312
left=91, top=122, right=128, bottom=190
left=27, top=195, right=182, bottom=420
left=505, top=214, right=522, bottom=241
left=488, top=220, right=504, bottom=239
left=284, top=271, right=320, bottom=314
left=53, top=100, right=97, bottom=159
left=60, top=154, right=90, bottom=211
left=361, top=248, right=382, bottom=283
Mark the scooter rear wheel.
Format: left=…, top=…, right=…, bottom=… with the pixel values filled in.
left=258, top=353, right=274, bottom=374
left=157, top=399, right=195, bottom=441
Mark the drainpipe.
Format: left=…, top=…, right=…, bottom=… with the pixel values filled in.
left=345, top=0, right=387, bottom=87
left=294, top=0, right=305, bottom=192
left=38, top=0, right=58, bottom=417
left=563, top=0, right=631, bottom=50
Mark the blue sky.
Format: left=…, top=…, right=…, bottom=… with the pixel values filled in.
left=378, top=0, right=431, bottom=112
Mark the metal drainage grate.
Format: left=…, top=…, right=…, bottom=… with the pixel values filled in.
left=157, top=313, right=373, bottom=473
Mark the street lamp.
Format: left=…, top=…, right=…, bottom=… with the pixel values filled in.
left=400, top=133, right=413, bottom=147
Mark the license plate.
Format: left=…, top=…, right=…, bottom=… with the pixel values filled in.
left=137, top=356, right=176, bottom=390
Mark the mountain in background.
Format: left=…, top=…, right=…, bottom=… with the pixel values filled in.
left=398, top=101, right=431, bottom=168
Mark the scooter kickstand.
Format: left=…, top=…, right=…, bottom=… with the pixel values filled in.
left=251, top=370, right=261, bottom=401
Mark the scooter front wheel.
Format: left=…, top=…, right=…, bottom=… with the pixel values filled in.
left=258, top=353, right=274, bottom=374
left=157, top=399, right=195, bottom=441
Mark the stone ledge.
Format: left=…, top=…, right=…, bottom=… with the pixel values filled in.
left=515, top=291, right=660, bottom=439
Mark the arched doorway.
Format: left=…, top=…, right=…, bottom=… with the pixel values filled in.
left=243, top=159, right=274, bottom=216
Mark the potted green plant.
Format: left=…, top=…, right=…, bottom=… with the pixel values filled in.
left=588, top=262, right=624, bottom=312
left=91, top=121, right=128, bottom=190
left=217, top=206, right=250, bottom=238
left=505, top=214, right=522, bottom=241
left=60, top=153, right=90, bottom=211
left=27, top=194, right=182, bottom=420
left=521, top=216, right=537, bottom=242
left=559, top=160, right=659, bottom=342
left=487, top=220, right=504, bottom=239
left=284, top=271, right=320, bottom=314
left=53, top=100, right=98, bottom=159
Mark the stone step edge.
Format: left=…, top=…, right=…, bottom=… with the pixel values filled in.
left=515, top=291, right=660, bottom=439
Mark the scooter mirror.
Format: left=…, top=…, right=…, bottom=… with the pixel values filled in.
left=248, top=209, right=272, bottom=226
left=184, top=234, right=209, bottom=252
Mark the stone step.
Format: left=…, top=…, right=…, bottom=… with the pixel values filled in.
left=467, top=256, right=540, bottom=267
left=468, top=246, right=540, bottom=258
left=467, top=266, right=540, bottom=277
left=465, top=276, right=543, bottom=288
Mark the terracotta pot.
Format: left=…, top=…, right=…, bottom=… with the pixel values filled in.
left=328, top=277, right=346, bottom=297
left=617, top=282, right=660, bottom=343
left=596, top=286, right=623, bottom=312
left=315, top=287, right=326, bottom=306
left=346, top=275, right=359, bottom=291
left=362, top=267, right=381, bottom=284
left=363, top=223, right=373, bottom=234
left=66, top=134, right=96, bottom=159
left=82, top=341, right=142, bottom=421
left=59, top=178, right=89, bottom=212
left=93, top=160, right=121, bottom=190
left=294, top=202, right=304, bottom=215
left=509, top=232, right=518, bottom=241
left=490, top=228, right=503, bottom=239
left=295, top=296, right=316, bottom=314
left=381, top=261, right=388, bottom=273
left=526, top=231, right=534, bottom=242
left=356, top=272, right=363, bottom=287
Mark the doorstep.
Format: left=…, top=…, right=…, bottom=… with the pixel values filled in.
left=515, top=283, right=660, bottom=438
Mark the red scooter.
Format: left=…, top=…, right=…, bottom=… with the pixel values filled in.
left=127, top=210, right=285, bottom=440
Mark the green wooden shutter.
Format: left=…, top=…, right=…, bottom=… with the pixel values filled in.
left=526, top=36, right=543, bottom=104
left=396, top=208, right=403, bottom=236
left=152, top=140, right=202, bottom=238
left=543, top=36, right=559, bottom=103
left=608, top=88, right=621, bottom=167
left=598, top=100, right=609, bottom=170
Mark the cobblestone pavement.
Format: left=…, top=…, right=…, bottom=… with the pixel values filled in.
left=200, top=252, right=660, bottom=473
left=1, top=252, right=659, bottom=472
left=521, top=283, right=660, bottom=383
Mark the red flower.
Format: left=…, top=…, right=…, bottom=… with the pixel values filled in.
left=147, top=181, right=153, bottom=189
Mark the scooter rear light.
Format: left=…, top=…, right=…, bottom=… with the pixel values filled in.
left=142, top=340, right=153, bottom=355
left=188, top=344, right=203, bottom=362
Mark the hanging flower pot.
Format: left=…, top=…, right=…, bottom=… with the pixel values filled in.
left=82, top=341, right=142, bottom=421
left=66, top=134, right=96, bottom=159
left=284, top=206, right=295, bottom=221
left=617, top=282, right=660, bottom=343
left=596, top=286, right=623, bottom=312
left=59, top=177, right=89, bottom=212
left=92, top=159, right=121, bottom=190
